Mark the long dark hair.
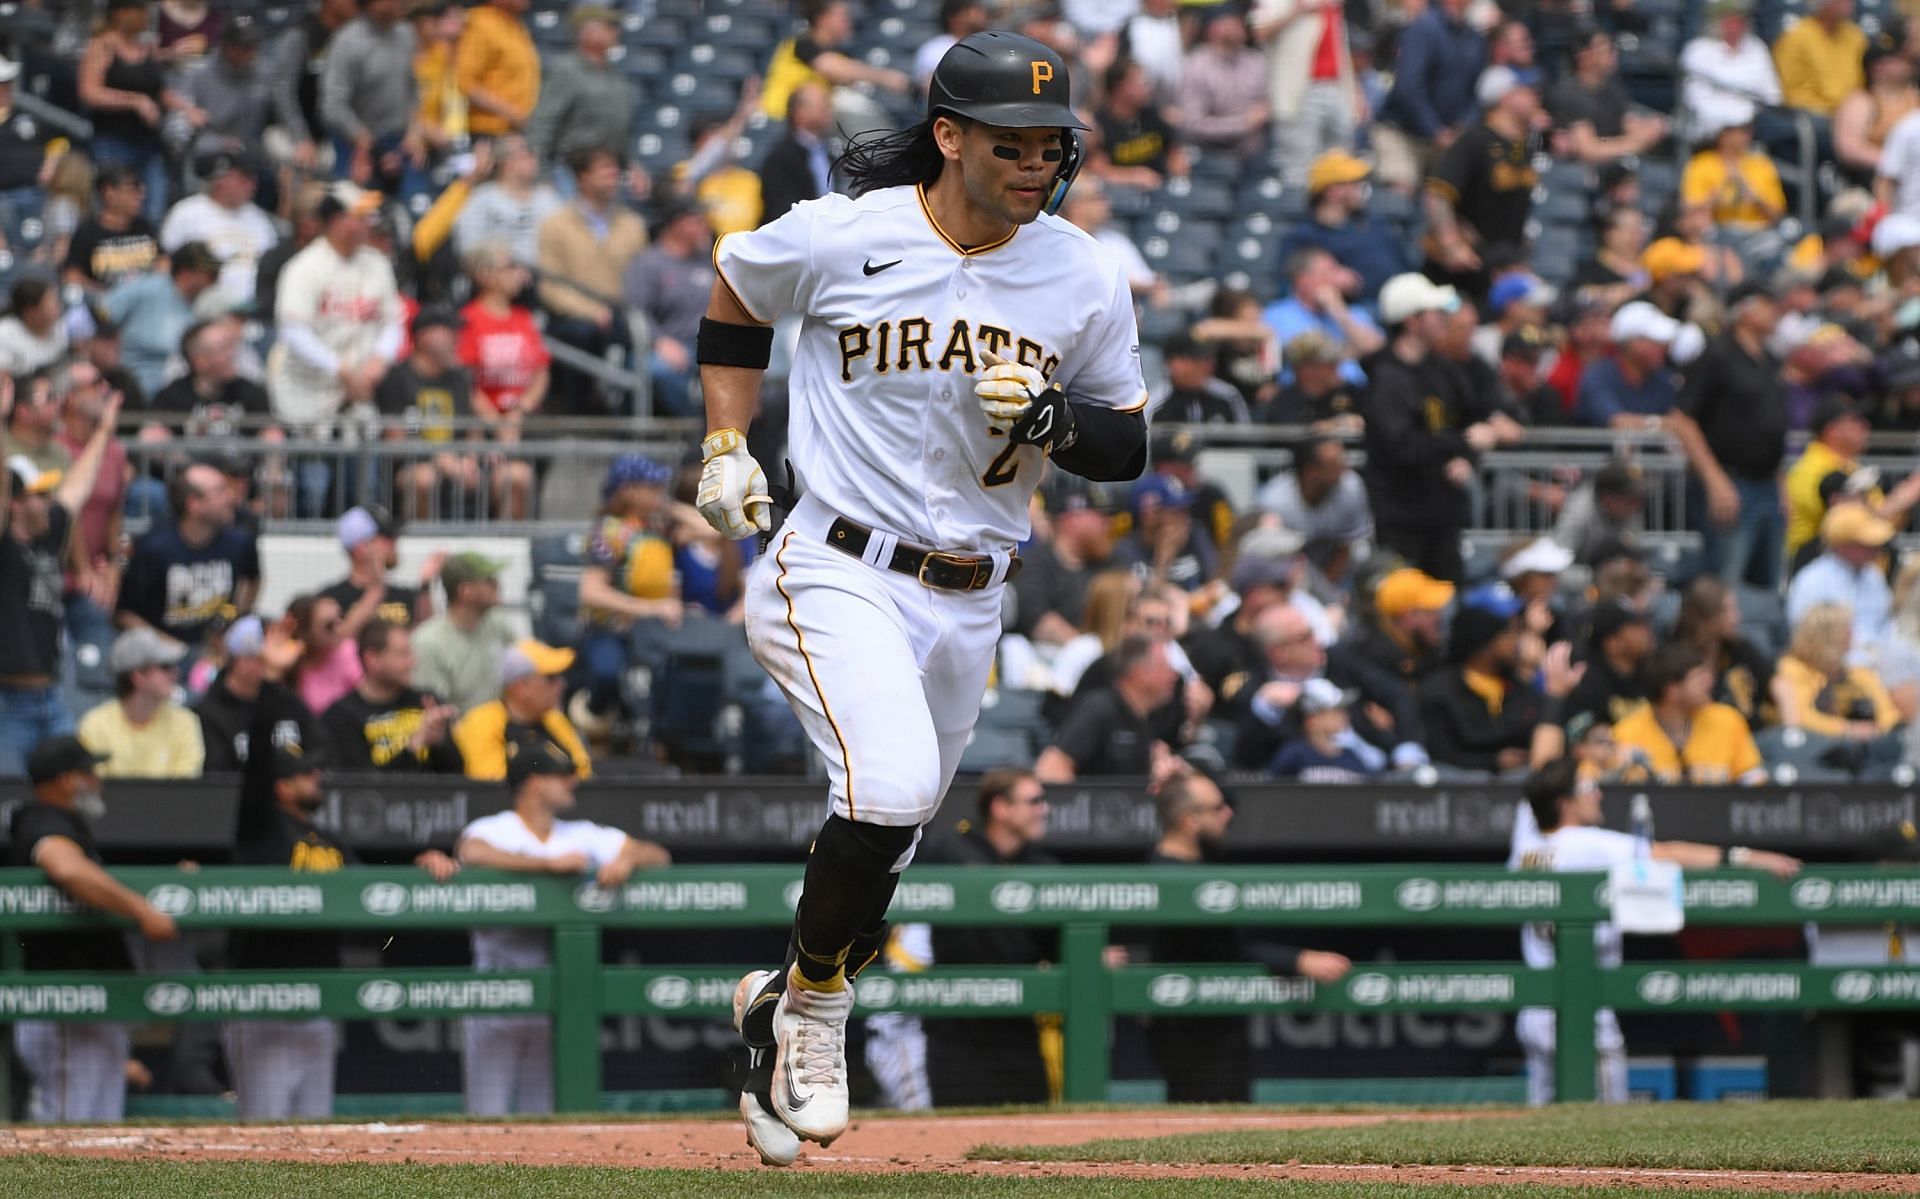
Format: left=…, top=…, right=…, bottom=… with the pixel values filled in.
left=838, top=117, right=950, bottom=197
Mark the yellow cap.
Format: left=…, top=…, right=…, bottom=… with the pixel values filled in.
left=1821, top=504, right=1896, bottom=548
left=1642, top=237, right=1708, bottom=282
left=1375, top=568, right=1456, bottom=618
left=1307, top=150, right=1371, bottom=196
left=503, top=639, right=577, bottom=684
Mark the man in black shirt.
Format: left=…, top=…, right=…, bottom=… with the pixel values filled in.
left=376, top=305, right=488, bottom=521
left=1547, top=29, right=1667, bottom=166
left=7, top=734, right=178, bottom=1122
left=116, top=462, right=260, bottom=650
left=1091, top=57, right=1188, bottom=189
left=226, top=737, right=457, bottom=1118
left=1668, top=283, right=1791, bottom=589
left=1149, top=333, right=1250, bottom=424
left=0, top=393, right=123, bottom=776
left=0, top=56, right=62, bottom=247
left=1262, top=331, right=1360, bottom=429
left=323, top=623, right=462, bottom=772
left=63, top=165, right=160, bottom=294
left=1011, top=477, right=1116, bottom=645
left=1035, top=634, right=1178, bottom=781
left=1143, top=770, right=1350, bottom=1103
left=922, top=769, right=1059, bottom=1107
left=193, top=615, right=317, bottom=772
left=1418, top=602, right=1545, bottom=774
left=1360, top=273, right=1500, bottom=582
left=1533, top=599, right=1653, bottom=766
left=1423, top=65, right=1541, bottom=300
left=149, top=318, right=273, bottom=438
left=319, top=504, right=437, bottom=630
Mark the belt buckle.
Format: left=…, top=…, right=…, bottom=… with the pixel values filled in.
left=918, top=550, right=982, bottom=589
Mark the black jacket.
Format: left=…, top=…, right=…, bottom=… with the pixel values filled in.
left=1416, top=666, right=1545, bottom=772
left=758, top=134, right=823, bottom=226
left=1331, top=620, right=1445, bottom=699
left=194, top=676, right=319, bottom=774
left=1358, top=346, right=1474, bottom=530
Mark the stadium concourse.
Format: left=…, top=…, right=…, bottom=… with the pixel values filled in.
left=3, top=0, right=1920, bottom=1130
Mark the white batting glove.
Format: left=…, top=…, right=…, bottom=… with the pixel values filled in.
left=696, top=428, right=772, bottom=540
left=975, top=352, right=1046, bottom=434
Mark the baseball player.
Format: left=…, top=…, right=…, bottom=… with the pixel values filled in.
left=694, top=30, right=1148, bottom=1161
left=453, top=734, right=670, bottom=1115
left=1514, top=757, right=1799, bottom=1104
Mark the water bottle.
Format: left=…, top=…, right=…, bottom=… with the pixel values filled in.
left=1629, top=793, right=1654, bottom=860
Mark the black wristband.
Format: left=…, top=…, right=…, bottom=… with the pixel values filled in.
left=696, top=317, right=775, bottom=369
left=1049, top=401, right=1147, bottom=482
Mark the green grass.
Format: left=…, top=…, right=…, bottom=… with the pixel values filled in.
left=973, top=1100, right=1920, bottom=1174
left=0, top=1159, right=1863, bottom=1199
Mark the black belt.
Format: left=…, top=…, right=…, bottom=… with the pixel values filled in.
left=826, top=517, right=1020, bottom=591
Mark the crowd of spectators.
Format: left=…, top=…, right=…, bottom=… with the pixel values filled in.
left=0, top=0, right=1916, bottom=791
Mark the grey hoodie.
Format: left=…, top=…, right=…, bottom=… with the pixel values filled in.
left=318, top=16, right=417, bottom=142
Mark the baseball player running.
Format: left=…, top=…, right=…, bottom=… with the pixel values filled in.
left=694, top=30, right=1148, bottom=1163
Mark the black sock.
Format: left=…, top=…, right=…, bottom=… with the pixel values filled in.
left=791, top=815, right=914, bottom=986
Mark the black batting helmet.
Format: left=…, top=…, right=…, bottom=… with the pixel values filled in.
left=928, top=31, right=1089, bottom=131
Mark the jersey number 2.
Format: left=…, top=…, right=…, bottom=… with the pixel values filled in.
left=982, top=442, right=1021, bottom=488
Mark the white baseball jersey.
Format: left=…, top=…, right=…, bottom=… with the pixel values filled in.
left=267, top=238, right=403, bottom=424
left=714, top=184, right=1147, bottom=551
left=1518, top=824, right=1634, bottom=970
left=458, top=811, right=628, bottom=969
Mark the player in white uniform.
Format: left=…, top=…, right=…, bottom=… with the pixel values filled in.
left=1513, top=758, right=1799, bottom=1105
left=454, top=734, right=669, bottom=1115
left=692, top=31, right=1148, bottom=1164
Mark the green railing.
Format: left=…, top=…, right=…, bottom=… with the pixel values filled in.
left=2, top=864, right=1918, bottom=1109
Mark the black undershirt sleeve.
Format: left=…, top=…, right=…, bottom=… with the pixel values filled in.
left=1050, top=402, right=1147, bottom=482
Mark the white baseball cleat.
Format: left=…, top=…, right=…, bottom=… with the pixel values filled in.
left=770, top=977, right=854, bottom=1145
left=739, top=1050, right=802, bottom=1167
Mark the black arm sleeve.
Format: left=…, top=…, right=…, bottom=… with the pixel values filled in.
left=1050, top=402, right=1147, bottom=482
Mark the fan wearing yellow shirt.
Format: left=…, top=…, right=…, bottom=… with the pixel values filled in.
left=1681, top=121, right=1787, bottom=232
left=452, top=640, right=592, bottom=781
left=78, top=629, right=205, bottom=779
left=1772, top=0, right=1867, bottom=117
left=573, top=456, right=685, bottom=738
left=1612, top=642, right=1767, bottom=785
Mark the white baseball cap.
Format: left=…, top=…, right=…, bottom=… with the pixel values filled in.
left=1500, top=536, right=1575, bottom=579
left=1873, top=213, right=1920, bottom=257
left=1378, top=273, right=1461, bottom=325
left=1609, top=300, right=1681, bottom=345
left=0, top=58, right=20, bottom=85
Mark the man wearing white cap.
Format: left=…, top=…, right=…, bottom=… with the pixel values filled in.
left=1424, top=64, right=1542, bottom=297
left=1360, top=273, right=1502, bottom=582
left=1575, top=302, right=1680, bottom=429
left=320, top=504, right=438, bottom=631
left=77, top=627, right=205, bottom=778
left=0, top=392, right=124, bottom=776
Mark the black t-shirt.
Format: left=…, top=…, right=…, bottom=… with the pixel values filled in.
left=1155, top=381, right=1248, bottom=424
left=1010, top=539, right=1095, bottom=641
left=1713, top=636, right=1777, bottom=728
left=1046, top=687, right=1156, bottom=776
left=1548, top=76, right=1628, bottom=138
left=1572, top=258, right=1633, bottom=295
left=117, top=521, right=261, bottom=646
left=150, top=376, right=272, bottom=438
left=374, top=359, right=475, bottom=445
left=1260, top=379, right=1361, bottom=425
left=65, top=216, right=160, bottom=288
left=322, top=685, right=463, bottom=772
left=320, top=579, right=419, bottom=628
left=5, top=803, right=135, bottom=973
left=0, top=506, right=72, bottom=678
left=1556, top=654, right=1649, bottom=732
left=0, top=108, right=54, bottom=191
left=1096, top=104, right=1175, bottom=174
left=253, top=237, right=302, bottom=322
left=1428, top=123, right=1538, bottom=251
left=1678, top=334, right=1789, bottom=480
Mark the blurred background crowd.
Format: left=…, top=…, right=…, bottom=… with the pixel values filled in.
left=1, top=0, right=1919, bottom=790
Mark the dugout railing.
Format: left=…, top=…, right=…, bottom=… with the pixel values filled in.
left=1, top=863, right=1917, bottom=1112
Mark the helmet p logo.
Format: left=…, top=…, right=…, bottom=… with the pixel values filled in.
left=1030, top=60, right=1053, bottom=95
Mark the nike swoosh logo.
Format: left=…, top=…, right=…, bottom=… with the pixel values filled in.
left=782, top=1057, right=814, bottom=1110
left=863, top=258, right=902, bottom=276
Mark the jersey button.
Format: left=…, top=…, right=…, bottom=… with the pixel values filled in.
left=956, top=288, right=968, bottom=298
left=933, top=449, right=946, bottom=460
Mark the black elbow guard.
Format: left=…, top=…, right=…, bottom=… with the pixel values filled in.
left=1049, top=402, right=1147, bottom=481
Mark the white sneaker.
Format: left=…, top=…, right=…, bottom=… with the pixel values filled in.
left=770, top=976, right=854, bottom=1145
left=738, top=1051, right=801, bottom=1167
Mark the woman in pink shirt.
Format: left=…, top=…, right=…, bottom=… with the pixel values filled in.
left=286, top=593, right=362, bottom=715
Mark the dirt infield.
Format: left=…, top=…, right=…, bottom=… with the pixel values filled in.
left=3, top=1112, right=1918, bottom=1192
